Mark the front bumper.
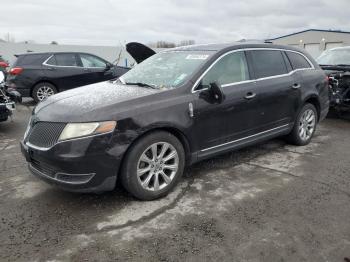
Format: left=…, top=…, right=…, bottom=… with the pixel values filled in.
left=20, top=133, right=123, bottom=193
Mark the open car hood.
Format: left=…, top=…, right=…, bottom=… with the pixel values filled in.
left=126, top=42, right=156, bottom=64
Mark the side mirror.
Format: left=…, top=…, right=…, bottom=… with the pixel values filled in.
left=199, top=82, right=225, bottom=104
left=209, top=82, right=225, bottom=103
left=104, top=63, right=113, bottom=71
left=0, top=71, right=5, bottom=83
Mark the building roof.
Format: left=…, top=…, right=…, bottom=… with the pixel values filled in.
left=268, top=29, right=350, bottom=41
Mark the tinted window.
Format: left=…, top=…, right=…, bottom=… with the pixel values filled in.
left=286, top=51, right=312, bottom=69
left=201, top=51, right=249, bottom=88
left=250, top=50, right=287, bottom=78
left=55, top=54, right=78, bottom=67
left=16, top=54, right=46, bottom=66
left=80, top=54, right=106, bottom=68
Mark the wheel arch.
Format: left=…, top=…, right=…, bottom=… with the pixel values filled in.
left=120, top=125, right=192, bottom=173
left=303, top=95, right=321, bottom=122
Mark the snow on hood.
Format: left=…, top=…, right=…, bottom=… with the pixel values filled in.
left=34, top=81, right=160, bottom=121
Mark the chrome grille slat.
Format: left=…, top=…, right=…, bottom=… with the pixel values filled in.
left=27, top=122, right=66, bottom=148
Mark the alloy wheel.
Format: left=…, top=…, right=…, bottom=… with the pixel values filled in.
left=298, top=109, right=316, bottom=141
left=37, top=86, right=55, bottom=101
left=137, top=142, right=179, bottom=191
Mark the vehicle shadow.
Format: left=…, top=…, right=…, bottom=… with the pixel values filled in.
left=327, top=108, right=350, bottom=121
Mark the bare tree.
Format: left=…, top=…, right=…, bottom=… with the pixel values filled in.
left=148, top=41, right=176, bottom=48
left=157, top=41, right=176, bottom=48
left=178, top=40, right=195, bottom=46
left=4, top=33, right=15, bottom=43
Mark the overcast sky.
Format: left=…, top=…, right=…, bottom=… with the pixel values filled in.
left=0, top=0, right=349, bottom=46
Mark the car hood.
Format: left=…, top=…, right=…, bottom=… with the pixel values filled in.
left=126, top=42, right=156, bottom=63
left=34, top=81, right=161, bottom=122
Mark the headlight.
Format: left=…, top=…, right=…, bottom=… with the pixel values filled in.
left=58, top=121, right=116, bottom=141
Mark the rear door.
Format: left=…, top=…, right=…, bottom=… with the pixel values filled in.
left=78, top=53, right=115, bottom=85
left=43, top=53, right=86, bottom=91
left=247, top=49, right=298, bottom=130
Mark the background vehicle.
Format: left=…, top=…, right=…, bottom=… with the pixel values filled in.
left=0, top=71, right=21, bottom=122
left=0, top=55, right=9, bottom=76
left=6, top=52, right=125, bottom=102
left=6, top=43, right=156, bottom=103
left=21, top=43, right=329, bottom=200
left=317, top=46, right=350, bottom=112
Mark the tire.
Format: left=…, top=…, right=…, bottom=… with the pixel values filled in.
left=32, top=82, right=57, bottom=103
left=121, top=131, right=185, bottom=200
left=286, top=103, right=318, bottom=146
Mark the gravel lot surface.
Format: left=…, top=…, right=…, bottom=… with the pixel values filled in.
left=1, top=101, right=350, bottom=262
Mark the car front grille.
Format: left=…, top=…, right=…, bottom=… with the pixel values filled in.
left=27, top=122, right=66, bottom=148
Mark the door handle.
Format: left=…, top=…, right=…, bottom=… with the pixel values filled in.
left=47, top=67, right=55, bottom=71
left=292, top=83, right=301, bottom=89
left=244, top=92, right=256, bottom=100
left=83, top=68, right=91, bottom=72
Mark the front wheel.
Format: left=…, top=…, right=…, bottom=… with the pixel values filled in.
left=121, top=131, right=185, bottom=200
left=287, top=103, right=318, bottom=146
left=32, top=82, right=57, bottom=103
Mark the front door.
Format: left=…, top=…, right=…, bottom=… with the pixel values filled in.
left=78, top=53, right=114, bottom=85
left=192, top=50, right=260, bottom=153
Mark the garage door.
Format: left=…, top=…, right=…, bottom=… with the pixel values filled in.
left=326, top=42, right=343, bottom=50
left=304, top=43, right=321, bottom=58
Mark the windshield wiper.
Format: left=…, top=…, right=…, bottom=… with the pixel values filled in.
left=124, top=82, right=158, bottom=89
left=336, top=64, right=350, bottom=67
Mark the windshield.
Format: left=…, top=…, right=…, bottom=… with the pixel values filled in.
left=316, top=48, right=350, bottom=65
left=120, top=51, right=214, bottom=89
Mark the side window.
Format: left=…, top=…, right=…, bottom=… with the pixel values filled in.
left=55, top=54, right=78, bottom=67
left=17, top=54, right=46, bottom=66
left=80, top=54, right=106, bottom=68
left=200, top=51, right=249, bottom=88
left=286, top=51, right=312, bottom=70
left=250, top=50, right=288, bottom=78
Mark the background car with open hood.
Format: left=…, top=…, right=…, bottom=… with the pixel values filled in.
left=6, top=42, right=156, bottom=102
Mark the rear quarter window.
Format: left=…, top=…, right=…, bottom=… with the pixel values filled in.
left=286, top=51, right=312, bottom=70
left=16, top=54, right=48, bottom=66
left=45, top=55, right=57, bottom=66
left=250, top=50, right=288, bottom=79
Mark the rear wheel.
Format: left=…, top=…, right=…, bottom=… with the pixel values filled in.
left=287, top=103, right=317, bottom=146
left=32, top=82, right=57, bottom=102
left=121, top=131, right=185, bottom=200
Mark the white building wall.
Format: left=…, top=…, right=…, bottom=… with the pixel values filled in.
left=0, top=42, right=136, bottom=66
left=271, top=30, right=350, bottom=58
